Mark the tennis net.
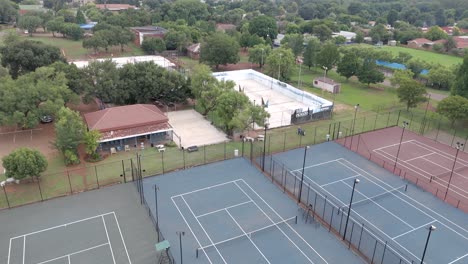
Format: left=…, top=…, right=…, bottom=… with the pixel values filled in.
left=196, top=216, right=297, bottom=257
left=339, top=184, right=408, bottom=214
left=431, top=163, right=468, bottom=181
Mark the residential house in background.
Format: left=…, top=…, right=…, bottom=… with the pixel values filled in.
left=130, top=26, right=167, bottom=46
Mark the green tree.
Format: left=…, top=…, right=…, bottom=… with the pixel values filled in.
left=0, top=40, right=66, bottom=78
left=303, top=38, right=320, bottom=70
left=248, top=44, right=271, bottom=68
left=231, top=103, right=269, bottom=132
left=428, top=65, right=455, bottom=90
left=164, top=29, right=190, bottom=51
left=0, top=0, right=18, bottom=24
left=113, top=27, right=135, bottom=52
left=316, top=42, right=339, bottom=76
left=387, top=9, right=398, bottom=27
left=83, top=130, right=101, bottom=160
left=18, top=15, right=42, bottom=37
left=141, top=38, right=166, bottom=54
left=356, top=59, right=384, bottom=87
left=265, top=48, right=295, bottom=81
left=313, top=24, right=332, bottom=42
left=82, top=34, right=106, bottom=53
left=425, top=26, right=447, bottom=41
left=54, top=107, right=86, bottom=165
left=337, top=53, right=359, bottom=80
left=46, top=16, right=65, bottom=37
left=200, top=32, right=240, bottom=69
left=390, top=69, right=414, bottom=87
left=281, top=34, right=304, bottom=58
left=0, top=67, right=78, bottom=128
left=61, top=23, right=83, bottom=40
left=75, top=9, right=86, bottom=24
left=369, top=24, right=390, bottom=43
left=248, top=15, right=277, bottom=40
left=444, top=37, right=457, bottom=52
left=452, top=55, right=468, bottom=98
left=436, top=96, right=468, bottom=126
left=214, top=90, right=250, bottom=135
left=397, top=78, right=428, bottom=110
left=354, top=31, right=364, bottom=43
left=82, top=60, right=120, bottom=103
left=2, top=148, right=47, bottom=180
left=395, top=52, right=412, bottom=64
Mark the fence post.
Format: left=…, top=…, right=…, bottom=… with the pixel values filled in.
left=348, top=222, right=355, bottom=248
left=396, top=110, right=401, bottom=126
left=183, top=149, right=186, bottom=169
left=161, top=151, right=165, bottom=174
left=224, top=141, right=227, bottom=160
left=358, top=223, right=364, bottom=250
left=130, top=159, right=135, bottom=182
left=2, top=186, right=10, bottom=208
left=121, top=160, right=126, bottom=184
left=435, top=117, right=442, bottom=141
left=329, top=207, right=334, bottom=232
left=336, top=122, right=341, bottom=139
left=371, top=240, right=378, bottom=263
left=361, top=117, right=366, bottom=132
left=67, top=171, right=73, bottom=194
left=373, top=113, right=378, bottom=130
left=241, top=140, right=245, bottom=157
left=204, top=145, right=206, bottom=164
left=381, top=241, right=388, bottom=264
left=95, top=166, right=100, bottom=188
left=450, top=128, right=457, bottom=147
left=283, top=133, right=286, bottom=152
left=313, top=127, right=317, bottom=144
left=36, top=178, right=43, bottom=201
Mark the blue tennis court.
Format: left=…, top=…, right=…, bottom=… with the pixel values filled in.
left=273, top=142, right=468, bottom=264
left=142, top=158, right=365, bottom=264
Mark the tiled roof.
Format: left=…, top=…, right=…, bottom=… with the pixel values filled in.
left=84, top=104, right=169, bottom=132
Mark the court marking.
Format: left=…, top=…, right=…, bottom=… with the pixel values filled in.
left=392, top=220, right=437, bottom=240
left=7, top=212, right=131, bottom=264
left=35, top=243, right=109, bottom=264
left=195, top=201, right=252, bottom=218
left=319, top=174, right=360, bottom=187
left=291, top=158, right=468, bottom=264
left=102, top=216, right=116, bottom=264
left=374, top=147, right=468, bottom=198
left=171, top=179, right=327, bottom=264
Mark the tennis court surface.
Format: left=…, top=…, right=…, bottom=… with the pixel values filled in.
left=339, top=126, right=468, bottom=211
left=143, top=158, right=365, bottom=264
left=0, top=184, right=158, bottom=264
left=272, top=142, right=468, bottom=264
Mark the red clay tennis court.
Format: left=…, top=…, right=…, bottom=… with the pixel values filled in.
left=337, top=126, right=468, bottom=212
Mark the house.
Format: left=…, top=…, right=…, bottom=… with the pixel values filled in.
left=407, top=38, right=433, bottom=48
left=95, top=4, right=136, bottom=11
left=313, top=77, right=341, bottom=94
left=332, top=31, right=356, bottom=42
left=186, top=43, right=200, bottom=60
left=454, top=36, right=468, bottom=50
left=130, top=26, right=167, bottom=46
left=83, top=104, right=173, bottom=149
left=216, top=23, right=236, bottom=32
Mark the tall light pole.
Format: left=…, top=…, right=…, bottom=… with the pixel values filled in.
left=278, top=53, right=282, bottom=81
left=262, top=123, right=269, bottom=172
left=298, top=146, right=310, bottom=203
left=444, top=142, right=464, bottom=200
left=176, top=231, right=185, bottom=264
left=349, top=104, right=360, bottom=149
left=261, top=48, right=264, bottom=69
left=343, top=178, right=360, bottom=241
left=154, top=185, right=159, bottom=228
left=420, top=225, right=436, bottom=264
left=393, top=121, right=409, bottom=173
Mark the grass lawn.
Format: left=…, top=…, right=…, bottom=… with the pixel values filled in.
left=345, top=44, right=463, bottom=67
left=19, top=35, right=144, bottom=61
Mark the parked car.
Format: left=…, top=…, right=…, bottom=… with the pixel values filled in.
left=40, top=115, right=53, bottom=123
left=187, top=146, right=199, bottom=153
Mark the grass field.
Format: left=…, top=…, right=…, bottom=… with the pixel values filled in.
left=346, top=44, right=463, bottom=67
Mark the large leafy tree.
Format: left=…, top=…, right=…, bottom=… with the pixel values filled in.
left=337, top=53, right=359, bottom=80
left=141, top=38, right=166, bottom=54
left=83, top=130, right=101, bottom=160
left=113, top=27, right=135, bottom=52
left=316, top=42, right=339, bottom=76
left=425, top=26, right=447, bottom=41
left=82, top=60, right=120, bottom=103
left=356, top=59, right=385, bottom=87
left=303, top=38, right=320, bottom=70
left=0, top=40, right=66, bottom=79
left=428, top=65, right=455, bottom=91
left=200, top=32, right=240, bottom=69
left=436, top=96, right=468, bottom=126
left=0, top=0, right=19, bottom=24
left=265, top=47, right=295, bottom=81
left=397, top=79, right=428, bottom=110
left=75, top=9, right=86, bottom=24
left=2, top=148, right=47, bottom=180
left=248, top=15, right=278, bottom=40
left=54, top=107, right=86, bottom=165
left=452, top=55, right=468, bottom=98
left=248, top=44, right=271, bottom=68
left=167, top=0, right=209, bottom=25
left=46, top=16, right=65, bottom=37
left=390, top=69, right=414, bottom=87
left=18, top=15, right=42, bottom=37
left=281, top=34, right=304, bottom=58
left=215, top=90, right=250, bottom=135
left=0, top=67, right=79, bottom=128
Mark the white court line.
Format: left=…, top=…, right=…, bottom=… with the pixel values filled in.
left=10, top=212, right=115, bottom=240
left=34, top=243, right=109, bottom=264
left=420, top=156, right=468, bottom=181
left=181, top=196, right=228, bottom=263
left=171, top=180, right=241, bottom=198
left=320, top=174, right=360, bottom=187
left=341, top=181, right=414, bottom=229
left=374, top=148, right=468, bottom=198
left=236, top=180, right=324, bottom=263
left=449, top=253, right=468, bottom=264
left=301, top=173, right=421, bottom=262
left=171, top=197, right=214, bottom=264
left=404, top=152, right=435, bottom=162
left=292, top=158, right=343, bottom=172
left=225, top=209, right=271, bottom=264
left=392, top=220, right=437, bottom=240
left=408, top=140, right=468, bottom=166
left=373, top=140, right=414, bottom=151
left=102, top=216, right=116, bottom=264
left=112, top=212, right=132, bottom=264
left=196, top=201, right=252, bottom=218
left=337, top=159, right=468, bottom=239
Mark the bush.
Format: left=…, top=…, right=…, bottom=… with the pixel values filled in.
left=64, top=149, right=80, bottom=165
left=165, top=141, right=177, bottom=147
